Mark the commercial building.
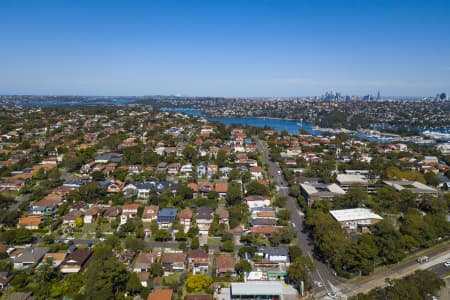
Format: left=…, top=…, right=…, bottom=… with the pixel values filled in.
left=330, top=208, right=383, bottom=233
left=383, top=180, right=438, bottom=197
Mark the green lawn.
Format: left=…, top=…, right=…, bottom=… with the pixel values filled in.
left=208, top=237, right=221, bottom=245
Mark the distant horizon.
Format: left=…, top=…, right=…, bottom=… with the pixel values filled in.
left=0, top=93, right=444, bottom=99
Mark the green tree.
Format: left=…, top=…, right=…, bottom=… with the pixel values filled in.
left=153, top=229, right=172, bottom=241
left=126, top=272, right=142, bottom=295
left=246, top=180, right=268, bottom=195
left=288, top=256, right=315, bottom=292
left=226, top=182, right=242, bottom=205
left=234, top=260, right=252, bottom=275
left=14, top=228, right=33, bottom=244
left=85, top=244, right=130, bottom=299
left=150, top=262, right=164, bottom=277
left=191, top=236, right=200, bottom=249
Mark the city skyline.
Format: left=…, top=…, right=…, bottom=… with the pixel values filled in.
left=1, top=0, right=450, bottom=97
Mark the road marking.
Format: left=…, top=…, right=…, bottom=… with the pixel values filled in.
left=308, top=252, right=330, bottom=294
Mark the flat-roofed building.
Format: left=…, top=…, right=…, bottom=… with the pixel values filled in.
left=300, top=182, right=345, bottom=207
left=336, top=173, right=368, bottom=191
left=330, top=208, right=383, bottom=233
left=230, top=281, right=297, bottom=300
left=383, top=180, right=438, bottom=197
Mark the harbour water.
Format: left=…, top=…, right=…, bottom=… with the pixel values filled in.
left=166, top=108, right=318, bottom=135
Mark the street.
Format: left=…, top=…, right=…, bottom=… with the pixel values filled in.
left=254, top=137, right=345, bottom=295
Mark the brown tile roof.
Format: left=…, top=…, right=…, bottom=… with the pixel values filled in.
left=162, top=253, right=186, bottom=264
left=215, top=208, right=229, bottom=219
left=62, top=248, right=91, bottom=265
left=215, top=255, right=236, bottom=273
left=142, top=205, right=159, bottom=219
left=147, top=289, right=173, bottom=300
left=180, top=209, right=193, bottom=220
left=135, top=252, right=156, bottom=265
left=122, top=203, right=140, bottom=210
left=214, top=182, right=228, bottom=193
left=187, top=183, right=198, bottom=192
left=250, top=166, right=263, bottom=172
left=34, top=194, right=62, bottom=207
left=188, top=249, right=208, bottom=259
left=250, top=226, right=278, bottom=235
left=103, top=206, right=121, bottom=217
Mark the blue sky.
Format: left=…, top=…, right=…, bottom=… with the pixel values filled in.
left=1, top=0, right=449, bottom=97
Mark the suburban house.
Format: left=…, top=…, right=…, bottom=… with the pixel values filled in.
left=136, top=182, right=155, bottom=200
left=188, top=249, right=209, bottom=274
left=167, top=163, right=180, bottom=175
left=214, top=182, right=228, bottom=198
left=161, top=252, right=186, bottom=273
left=17, top=217, right=42, bottom=230
left=133, top=252, right=156, bottom=272
left=103, top=206, right=121, bottom=222
left=63, top=210, right=84, bottom=228
left=250, top=218, right=277, bottom=227
left=198, top=181, right=214, bottom=197
left=42, top=252, right=66, bottom=268
left=157, top=208, right=178, bottom=228
left=142, top=205, right=159, bottom=223
left=122, top=203, right=140, bottom=218
left=83, top=206, right=101, bottom=224
left=12, top=247, right=49, bottom=269
left=179, top=209, right=193, bottom=232
left=30, top=194, right=63, bottom=216
left=330, top=208, right=383, bottom=233
left=245, top=195, right=271, bottom=209
left=215, top=208, right=229, bottom=227
left=180, top=164, right=193, bottom=176
left=196, top=207, right=214, bottom=235
left=147, top=289, right=173, bottom=300
left=187, top=183, right=198, bottom=198
left=249, top=166, right=263, bottom=180
left=215, top=255, right=236, bottom=277
left=59, top=248, right=91, bottom=273
left=257, top=246, right=289, bottom=263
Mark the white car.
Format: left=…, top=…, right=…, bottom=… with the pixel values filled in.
left=327, top=292, right=337, bottom=299
left=314, top=280, right=323, bottom=287
left=444, top=261, right=450, bottom=267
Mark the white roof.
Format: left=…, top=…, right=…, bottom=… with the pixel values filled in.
left=231, top=281, right=284, bottom=296
left=337, top=174, right=367, bottom=184
left=328, top=183, right=347, bottom=194
left=246, top=271, right=264, bottom=280
left=300, top=183, right=345, bottom=195
left=330, top=208, right=383, bottom=222
left=383, top=180, right=437, bottom=192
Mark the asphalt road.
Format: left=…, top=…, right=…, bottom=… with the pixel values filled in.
left=428, top=261, right=450, bottom=277
left=254, top=137, right=345, bottom=295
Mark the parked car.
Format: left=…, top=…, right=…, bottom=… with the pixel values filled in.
left=417, top=256, right=429, bottom=263
left=327, top=292, right=337, bottom=299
